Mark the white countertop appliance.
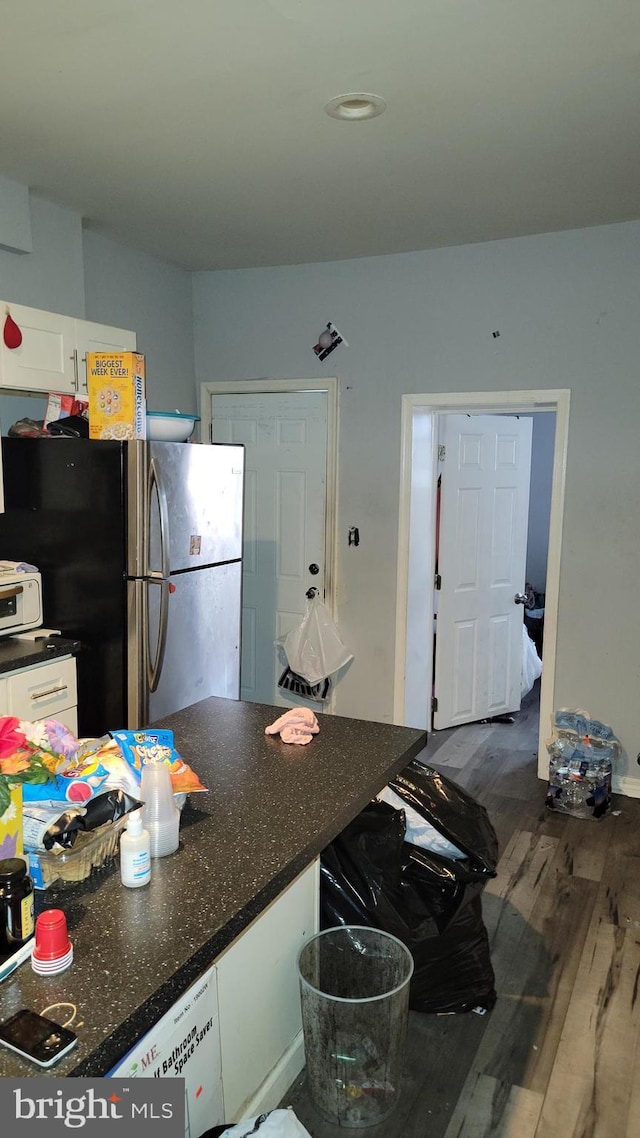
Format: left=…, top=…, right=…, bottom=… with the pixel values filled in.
left=0, top=570, right=43, bottom=636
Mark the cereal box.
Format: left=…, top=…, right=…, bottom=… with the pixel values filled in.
left=87, top=351, right=146, bottom=440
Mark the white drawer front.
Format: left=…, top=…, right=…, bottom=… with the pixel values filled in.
left=6, top=656, right=77, bottom=722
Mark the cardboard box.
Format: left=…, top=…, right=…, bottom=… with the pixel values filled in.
left=44, top=392, right=89, bottom=427
left=87, top=351, right=146, bottom=440
left=109, top=964, right=224, bottom=1136
left=0, top=784, right=23, bottom=859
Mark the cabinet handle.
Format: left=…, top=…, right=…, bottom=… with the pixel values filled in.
left=30, top=685, right=69, bottom=701
left=70, top=349, right=79, bottom=392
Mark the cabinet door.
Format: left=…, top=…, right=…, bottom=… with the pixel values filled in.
left=216, top=859, right=319, bottom=1121
left=74, top=320, right=137, bottom=395
left=0, top=303, right=77, bottom=393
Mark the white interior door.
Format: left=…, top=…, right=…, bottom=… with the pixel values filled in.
left=433, top=413, right=533, bottom=729
left=211, top=390, right=328, bottom=706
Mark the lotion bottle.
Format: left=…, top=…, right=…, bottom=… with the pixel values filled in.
left=120, top=810, right=151, bottom=888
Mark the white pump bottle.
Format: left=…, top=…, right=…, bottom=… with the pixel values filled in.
left=120, top=809, right=151, bottom=888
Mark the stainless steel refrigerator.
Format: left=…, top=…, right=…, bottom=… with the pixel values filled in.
left=0, top=437, right=244, bottom=736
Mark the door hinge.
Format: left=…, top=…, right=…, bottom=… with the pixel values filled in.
left=434, top=573, right=442, bottom=590
left=209, top=421, right=213, bottom=444
left=431, top=695, right=438, bottom=713
left=438, top=444, right=446, bottom=462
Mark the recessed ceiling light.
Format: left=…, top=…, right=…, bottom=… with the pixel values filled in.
left=324, top=93, right=387, bottom=121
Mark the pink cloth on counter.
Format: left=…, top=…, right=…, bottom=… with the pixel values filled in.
left=265, top=707, right=320, bottom=745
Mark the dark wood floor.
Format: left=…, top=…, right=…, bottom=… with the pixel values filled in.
left=284, top=683, right=640, bottom=1136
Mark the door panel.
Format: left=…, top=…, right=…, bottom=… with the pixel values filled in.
left=148, top=442, right=245, bottom=573
left=212, top=391, right=327, bottom=706
left=146, top=562, right=242, bottom=724
left=434, top=414, right=532, bottom=729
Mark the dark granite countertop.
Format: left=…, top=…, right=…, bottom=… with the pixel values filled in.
left=0, top=696, right=426, bottom=1078
left=0, top=634, right=80, bottom=673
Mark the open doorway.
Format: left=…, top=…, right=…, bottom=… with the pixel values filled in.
left=394, top=389, right=570, bottom=779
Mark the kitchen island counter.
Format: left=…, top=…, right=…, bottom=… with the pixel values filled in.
left=0, top=696, right=426, bottom=1078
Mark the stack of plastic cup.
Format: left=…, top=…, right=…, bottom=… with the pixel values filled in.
left=32, top=909, right=73, bottom=975
left=140, top=762, right=180, bottom=858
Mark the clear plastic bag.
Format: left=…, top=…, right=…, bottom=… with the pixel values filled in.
left=545, top=708, right=619, bottom=819
left=281, top=595, right=353, bottom=685
left=521, top=625, right=542, bottom=696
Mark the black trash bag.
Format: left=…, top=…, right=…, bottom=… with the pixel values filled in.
left=321, top=800, right=409, bottom=932
left=47, top=413, right=89, bottom=437
left=320, top=760, right=498, bottom=1014
left=409, top=895, right=496, bottom=1014
left=389, top=760, right=499, bottom=882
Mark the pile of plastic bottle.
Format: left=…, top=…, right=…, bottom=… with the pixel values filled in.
left=545, top=709, right=620, bottom=820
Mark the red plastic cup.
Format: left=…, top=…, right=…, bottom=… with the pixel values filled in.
left=33, top=909, right=72, bottom=962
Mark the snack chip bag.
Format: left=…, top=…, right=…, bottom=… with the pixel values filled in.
left=109, top=729, right=206, bottom=794
left=21, top=750, right=109, bottom=804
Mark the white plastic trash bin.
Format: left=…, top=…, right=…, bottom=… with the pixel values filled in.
left=297, top=925, right=414, bottom=1128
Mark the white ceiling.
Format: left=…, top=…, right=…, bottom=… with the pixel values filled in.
left=1, top=0, right=639, bottom=271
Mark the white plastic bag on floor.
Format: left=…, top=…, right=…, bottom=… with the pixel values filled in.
left=521, top=625, right=542, bottom=696
left=218, top=1109, right=312, bottom=1137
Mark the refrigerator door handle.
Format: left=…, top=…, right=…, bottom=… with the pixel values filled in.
left=148, top=456, right=170, bottom=579
left=147, top=577, right=170, bottom=693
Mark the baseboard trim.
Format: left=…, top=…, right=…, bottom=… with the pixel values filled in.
left=613, top=775, right=640, bottom=799
left=232, top=1032, right=305, bottom=1122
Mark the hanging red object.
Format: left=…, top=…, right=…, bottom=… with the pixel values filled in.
left=3, top=310, right=22, bottom=349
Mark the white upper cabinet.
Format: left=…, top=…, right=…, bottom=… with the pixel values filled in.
left=0, top=303, right=136, bottom=396
left=0, top=303, right=77, bottom=393
left=74, top=320, right=137, bottom=395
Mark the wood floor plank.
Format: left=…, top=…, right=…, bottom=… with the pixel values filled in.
left=546, top=816, right=613, bottom=883
left=481, top=873, right=597, bottom=1094
left=443, top=1075, right=543, bottom=1138
left=534, top=918, right=640, bottom=1137
left=483, top=829, right=558, bottom=926
left=426, top=723, right=494, bottom=769
left=624, top=1033, right=640, bottom=1138
left=591, top=812, right=640, bottom=927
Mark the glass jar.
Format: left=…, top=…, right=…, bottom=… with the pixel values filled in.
left=0, top=858, right=35, bottom=958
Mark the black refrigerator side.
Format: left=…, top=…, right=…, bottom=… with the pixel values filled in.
left=0, top=437, right=129, bottom=737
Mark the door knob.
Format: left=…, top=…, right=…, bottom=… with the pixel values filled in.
left=514, top=593, right=528, bottom=605
left=306, top=586, right=318, bottom=599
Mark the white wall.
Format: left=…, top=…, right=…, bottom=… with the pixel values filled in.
left=0, top=190, right=196, bottom=433
left=83, top=231, right=196, bottom=416
left=0, top=194, right=86, bottom=433
left=0, top=193, right=85, bottom=315
left=193, top=220, right=640, bottom=784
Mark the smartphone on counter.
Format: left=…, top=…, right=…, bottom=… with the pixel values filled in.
left=0, top=1009, right=77, bottom=1068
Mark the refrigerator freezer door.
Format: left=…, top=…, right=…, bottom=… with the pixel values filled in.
left=0, top=437, right=129, bottom=737
left=146, top=442, right=244, bottom=574
left=129, top=563, right=242, bottom=726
